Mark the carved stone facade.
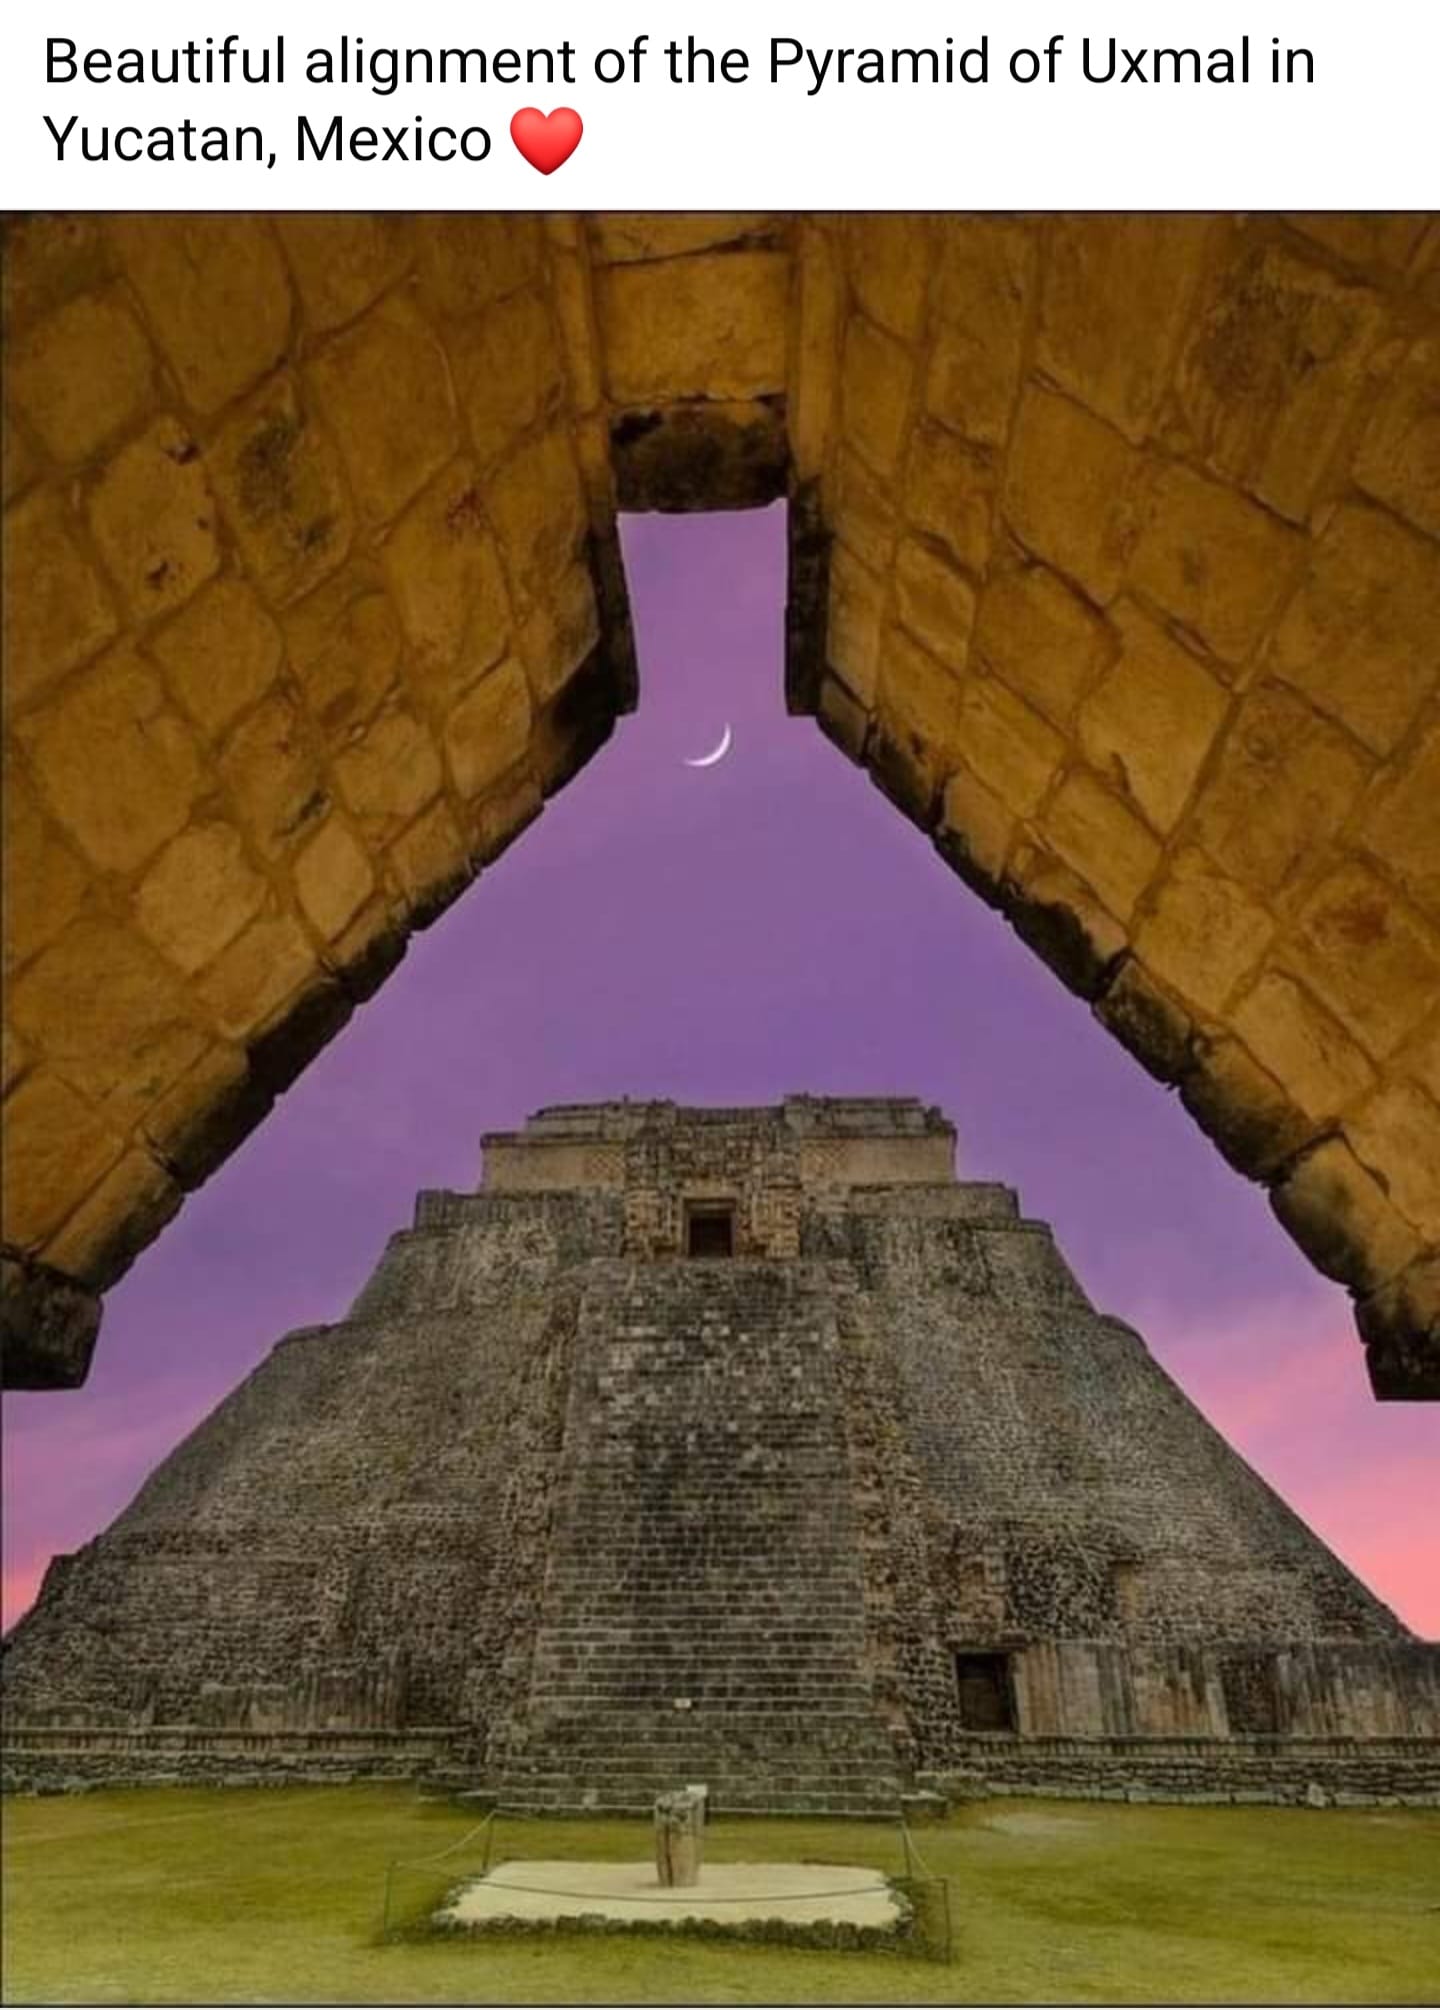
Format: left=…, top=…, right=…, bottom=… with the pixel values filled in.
left=3, top=215, right=1438, bottom=1397
left=5, top=1099, right=1436, bottom=1809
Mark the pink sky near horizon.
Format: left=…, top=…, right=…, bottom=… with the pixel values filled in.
left=3, top=505, right=1436, bottom=1639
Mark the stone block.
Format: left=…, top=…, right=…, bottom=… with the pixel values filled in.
left=973, top=562, right=1115, bottom=728
left=926, top=220, right=1033, bottom=448
left=86, top=416, right=219, bottom=618
left=957, top=676, right=1065, bottom=815
left=195, top=908, right=321, bottom=1042
left=590, top=215, right=778, bottom=264
left=1231, top=971, right=1377, bottom=1125
left=308, top=293, right=459, bottom=526
left=1, top=759, right=87, bottom=973
left=444, top=658, right=534, bottom=800
left=1189, top=682, right=1370, bottom=895
left=380, top=460, right=514, bottom=699
left=893, top=539, right=977, bottom=671
left=42, top=1146, right=181, bottom=1292
left=1038, top=216, right=1217, bottom=440
left=816, top=675, right=871, bottom=765
left=1003, top=846, right=1129, bottom=1000
left=0, top=1250, right=101, bottom=1390
left=275, top=214, right=412, bottom=334
left=547, top=249, right=602, bottom=415
left=218, top=693, right=328, bottom=859
left=1354, top=335, right=1440, bottom=539
left=1041, top=771, right=1163, bottom=922
left=1284, top=214, right=1430, bottom=275
left=827, top=449, right=899, bottom=576
left=1345, top=1083, right=1440, bottom=1237
left=486, top=429, right=587, bottom=606
left=1128, top=462, right=1304, bottom=664
left=450, top=287, right=566, bottom=468
left=826, top=547, right=885, bottom=708
left=3, top=216, right=115, bottom=337
left=1094, top=959, right=1195, bottom=1087
left=292, top=818, right=375, bottom=940
left=611, top=400, right=787, bottom=513
left=109, top=215, right=292, bottom=415
left=1179, top=1039, right=1312, bottom=1182
left=1286, top=864, right=1440, bottom=1058
left=516, top=563, right=599, bottom=706
left=874, top=627, right=964, bottom=793
left=135, top=823, right=268, bottom=975
left=1271, top=1137, right=1422, bottom=1295
left=1360, top=724, right=1440, bottom=921
left=328, top=897, right=408, bottom=1003
left=0, top=1071, right=122, bottom=1249
left=7, top=287, right=156, bottom=462
left=9, top=917, right=207, bottom=1122
left=2, top=411, right=40, bottom=506
left=1078, top=603, right=1228, bottom=833
left=1173, top=235, right=1391, bottom=521
left=283, top=570, right=402, bottom=745
left=207, top=374, right=354, bottom=605
left=902, top=423, right=994, bottom=578
left=141, top=1042, right=262, bottom=1188
left=20, top=645, right=204, bottom=873
left=0, top=1023, right=29, bottom=1096
left=389, top=800, right=473, bottom=927
left=788, top=224, right=843, bottom=481
left=1355, top=1255, right=1440, bottom=1399
left=333, top=706, right=444, bottom=841
left=1004, top=387, right=1141, bottom=602
left=846, top=216, right=931, bottom=339
left=840, top=316, right=914, bottom=477
left=1135, top=848, right=1276, bottom=1016
left=414, top=215, right=542, bottom=319
left=150, top=576, right=283, bottom=741
left=1266, top=503, right=1440, bottom=757
left=2, top=488, right=119, bottom=711
left=595, top=251, right=789, bottom=404
left=938, top=767, right=1015, bottom=890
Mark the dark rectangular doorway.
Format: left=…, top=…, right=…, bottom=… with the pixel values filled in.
left=686, top=1203, right=735, bottom=1258
left=955, top=1651, right=1016, bottom=1731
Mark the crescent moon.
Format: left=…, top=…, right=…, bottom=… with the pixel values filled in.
left=683, top=723, right=733, bottom=769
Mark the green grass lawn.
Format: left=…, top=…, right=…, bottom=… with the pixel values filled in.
left=3, top=1783, right=1437, bottom=2004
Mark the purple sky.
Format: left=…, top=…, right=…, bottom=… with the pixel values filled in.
left=3, top=506, right=1436, bottom=1635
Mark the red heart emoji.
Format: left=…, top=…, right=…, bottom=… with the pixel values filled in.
left=510, top=106, right=583, bottom=175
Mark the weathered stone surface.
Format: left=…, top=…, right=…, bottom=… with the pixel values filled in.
left=1005, top=848, right=1128, bottom=999
left=308, top=294, right=458, bottom=526
left=42, top=1146, right=180, bottom=1291
left=450, top=286, right=565, bottom=468
left=486, top=429, right=587, bottom=604
left=1, top=1071, right=122, bottom=1248
left=902, top=423, right=994, bottom=577
left=1129, top=463, right=1303, bottom=664
left=1354, top=335, right=1440, bottom=540
left=1, top=759, right=87, bottom=973
left=195, top=908, right=320, bottom=1042
left=444, top=659, right=535, bottom=802
left=1286, top=865, right=1440, bottom=1059
left=846, top=215, right=930, bottom=339
left=1190, top=683, right=1370, bottom=895
left=893, top=540, right=976, bottom=670
left=973, top=563, right=1115, bottom=729
left=1272, top=1138, right=1422, bottom=1295
left=0, top=1251, right=101, bottom=1390
left=1094, top=959, right=1195, bottom=1087
left=135, top=823, right=267, bottom=975
left=282, top=569, right=401, bottom=746
left=334, top=706, right=443, bottom=841
left=3, top=488, right=118, bottom=711
left=1078, top=604, right=1227, bottom=833
left=217, top=691, right=328, bottom=863
left=292, top=817, right=375, bottom=941
left=1004, top=387, right=1140, bottom=602
left=207, top=374, right=354, bottom=605
left=110, top=215, right=292, bottom=414
left=589, top=214, right=778, bottom=264
left=1232, top=972, right=1377, bottom=1125
left=1135, top=849, right=1275, bottom=1016
left=275, top=214, right=411, bottom=334
left=7, top=287, right=156, bottom=462
left=825, top=547, right=884, bottom=707
left=654, top=1788, right=706, bottom=1888
left=596, top=252, right=788, bottom=404
left=1041, top=771, right=1163, bottom=922
left=381, top=461, right=513, bottom=698
left=19, top=646, right=204, bottom=873
left=611, top=400, right=788, bottom=513
left=1266, top=503, right=1440, bottom=756
left=414, top=215, right=541, bottom=320
left=1346, top=1083, right=1440, bottom=1238
left=841, top=317, right=914, bottom=478
left=926, top=220, right=1033, bottom=447
left=150, top=577, right=282, bottom=741
left=1173, top=235, right=1391, bottom=521
left=1180, top=1039, right=1311, bottom=1182
left=86, top=416, right=219, bottom=618
left=1360, top=725, right=1440, bottom=919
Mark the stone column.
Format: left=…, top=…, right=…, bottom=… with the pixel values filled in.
left=653, top=1786, right=706, bottom=1887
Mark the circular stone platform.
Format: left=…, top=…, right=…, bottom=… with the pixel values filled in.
left=438, top=1859, right=902, bottom=1933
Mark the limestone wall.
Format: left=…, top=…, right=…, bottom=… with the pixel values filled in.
left=4, top=216, right=1439, bottom=1395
